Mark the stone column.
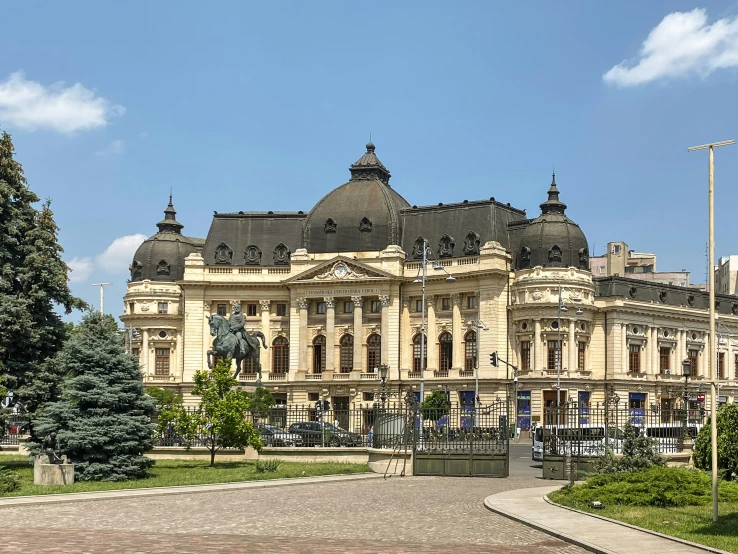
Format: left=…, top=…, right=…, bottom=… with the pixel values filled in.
left=534, top=319, right=542, bottom=371
left=259, top=300, right=271, bottom=373
left=380, top=295, right=391, bottom=365
left=142, top=328, right=150, bottom=378
left=568, top=319, right=576, bottom=372
left=426, top=295, right=437, bottom=370
left=297, top=298, right=309, bottom=373
left=352, top=296, right=363, bottom=371
left=451, top=293, right=463, bottom=369
left=325, top=297, right=335, bottom=372
left=175, top=331, right=183, bottom=381
left=401, top=297, right=411, bottom=371
left=621, top=323, right=627, bottom=373
left=651, top=327, right=659, bottom=374
left=182, top=290, right=205, bottom=382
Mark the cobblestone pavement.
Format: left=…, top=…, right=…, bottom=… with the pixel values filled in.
left=0, top=476, right=587, bottom=553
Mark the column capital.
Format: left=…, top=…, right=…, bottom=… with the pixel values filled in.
left=324, top=297, right=335, bottom=308
left=296, top=298, right=309, bottom=310
left=451, top=293, right=461, bottom=304
left=351, top=296, right=363, bottom=307
left=379, top=294, right=391, bottom=308
left=402, top=296, right=410, bottom=307
left=426, top=294, right=436, bottom=306
left=259, top=300, right=271, bottom=311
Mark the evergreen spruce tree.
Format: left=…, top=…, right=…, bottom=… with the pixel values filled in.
left=0, top=129, right=85, bottom=430
left=33, top=312, right=156, bottom=481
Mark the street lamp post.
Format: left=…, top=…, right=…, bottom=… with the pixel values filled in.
left=91, top=282, right=112, bottom=315
left=474, top=317, right=489, bottom=420
left=688, top=138, right=734, bottom=523
left=556, top=285, right=584, bottom=423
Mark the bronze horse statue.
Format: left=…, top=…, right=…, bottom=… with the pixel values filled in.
left=206, top=315, right=268, bottom=381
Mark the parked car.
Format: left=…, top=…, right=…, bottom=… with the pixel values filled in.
left=258, top=424, right=303, bottom=447
left=288, top=421, right=363, bottom=447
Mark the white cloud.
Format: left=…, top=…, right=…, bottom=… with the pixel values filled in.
left=96, top=234, right=147, bottom=273
left=96, top=139, right=124, bottom=156
left=66, top=234, right=146, bottom=283
left=67, top=256, right=95, bottom=283
left=603, top=9, right=738, bottom=87
left=0, top=71, right=125, bottom=133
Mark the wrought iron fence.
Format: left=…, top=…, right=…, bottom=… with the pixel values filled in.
left=541, top=401, right=705, bottom=458
left=0, top=414, right=30, bottom=445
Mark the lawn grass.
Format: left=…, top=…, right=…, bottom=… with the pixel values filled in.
left=550, top=485, right=738, bottom=553
left=0, top=455, right=372, bottom=498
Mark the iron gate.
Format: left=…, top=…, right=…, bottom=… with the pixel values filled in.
left=412, top=397, right=510, bottom=477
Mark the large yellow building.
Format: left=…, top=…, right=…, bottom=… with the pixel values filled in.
left=121, top=143, right=737, bottom=430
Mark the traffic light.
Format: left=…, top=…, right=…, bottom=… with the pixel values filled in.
left=323, top=400, right=330, bottom=411
left=490, top=352, right=499, bottom=367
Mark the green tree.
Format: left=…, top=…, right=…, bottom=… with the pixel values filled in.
left=694, top=403, right=738, bottom=479
left=0, top=129, right=86, bottom=433
left=595, top=419, right=665, bottom=474
left=187, top=359, right=262, bottom=466
left=420, top=390, right=451, bottom=422
left=246, top=386, right=275, bottom=423
left=31, top=312, right=156, bottom=481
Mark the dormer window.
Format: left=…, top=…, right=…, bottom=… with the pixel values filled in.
left=156, top=260, right=170, bottom=276
left=244, top=245, right=262, bottom=265
left=412, top=236, right=427, bottom=259
left=214, top=242, right=233, bottom=264
left=324, top=218, right=337, bottom=233
left=438, top=234, right=455, bottom=258
left=359, top=217, right=372, bottom=232
left=273, top=243, right=291, bottom=265
left=548, top=245, right=562, bottom=266
left=463, top=230, right=481, bottom=256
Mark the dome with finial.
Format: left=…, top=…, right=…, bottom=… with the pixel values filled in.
left=516, top=173, right=589, bottom=271
left=129, top=196, right=205, bottom=282
left=303, top=142, right=410, bottom=253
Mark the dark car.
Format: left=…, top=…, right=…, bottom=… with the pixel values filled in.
left=258, top=424, right=303, bottom=447
left=288, top=421, right=363, bottom=447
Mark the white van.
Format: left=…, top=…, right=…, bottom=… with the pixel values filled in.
left=533, top=424, right=624, bottom=461
left=641, top=423, right=701, bottom=453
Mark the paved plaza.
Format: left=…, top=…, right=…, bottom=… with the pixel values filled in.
left=0, top=473, right=587, bottom=554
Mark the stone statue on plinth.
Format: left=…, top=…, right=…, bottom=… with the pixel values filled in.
left=43, top=432, right=64, bottom=464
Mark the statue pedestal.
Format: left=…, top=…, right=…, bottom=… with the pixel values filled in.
left=34, top=456, right=74, bottom=486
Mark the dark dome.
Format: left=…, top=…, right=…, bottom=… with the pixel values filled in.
left=303, top=143, right=410, bottom=253
left=129, top=197, right=205, bottom=282
left=516, top=174, right=589, bottom=270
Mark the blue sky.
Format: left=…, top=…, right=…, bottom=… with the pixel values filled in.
left=2, top=1, right=738, bottom=320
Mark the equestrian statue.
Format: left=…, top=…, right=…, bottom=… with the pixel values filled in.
left=207, top=303, right=268, bottom=382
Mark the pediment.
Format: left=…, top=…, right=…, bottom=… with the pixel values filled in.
left=285, top=256, right=395, bottom=283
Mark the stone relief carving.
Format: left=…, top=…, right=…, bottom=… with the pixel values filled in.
left=511, top=292, right=517, bottom=304
left=140, top=301, right=150, bottom=312
left=450, top=293, right=461, bottom=304
left=379, top=295, right=391, bottom=307
left=314, top=262, right=367, bottom=280
left=296, top=298, right=309, bottom=310
left=259, top=300, right=271, bottom=311
left=531, top=290, right=543, bottom=301
left=426, top=294, right=436, bottom=307
left=463, top=230, right=481, bottom=256
left=324, top=297, right=335, bottom=308
left=351, top=296, right=364, bottom=308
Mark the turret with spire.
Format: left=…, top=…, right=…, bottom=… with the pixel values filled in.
left=349, top=141, right=392, bottom=186
left=156, top=195, right=185, bottom=233
left=539, top=171, right=568, bottom=215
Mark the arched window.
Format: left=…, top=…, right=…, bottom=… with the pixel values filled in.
left=313, top=335, right=326, bottom=374
left=413, top=334, right=427, bottom=372
left=464, top=330, right=477, bottom=371
left=367, top=334, right=381, bottom=372
left=272, top=337, right=289, bottom=374
left=439, top=332, right=453, bottom=371
left=340, top=334, right=353, bottom=373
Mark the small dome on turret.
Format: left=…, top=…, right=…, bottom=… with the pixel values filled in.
left=516, top=173, right=589, bottom=271
left=129, top=196, right=204, bottom=282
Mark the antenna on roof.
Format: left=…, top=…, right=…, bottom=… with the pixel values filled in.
left=369, top=132, right=372, bottom=142
left=169, top=187, right=172, bottom=203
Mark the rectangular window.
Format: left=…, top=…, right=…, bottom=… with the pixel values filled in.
left=599, top=267, right=605, bottom=274
left=247, top=304, right=257, bottom=317
left=441, top=297, right=451, bottom=311
left=415, top=299, right=423, bottom=312
left=547, top=340, right=561, bottom=371
left=659, top=347, right=670, bottom=374
left=688, top=349, right=699, bottom=376
left=370, top=300, right=381, bottom=313
left=129, top=302, right=135, bottom=314
left=718, top=352, right=725, bottom=379
left=158, top=302, right=168, bottom=314
left=308, top=392, right=320, bottom=402
left=316, top=302, right=326, bottom=314
left=577, top=342, right=586, bottom=371
left=276, top=303, right=287, bottom=317
left=217, top=304, right=227, bottom=317
left=344, top=301, right=354, bottom=314
left=155, top=348, right=170, bottom=375
left=629, top=344, right=641, bottom=373
left=520, top=341, right=531, bottom=371
left=363, top=392, right=375, bottom=401
left=467, top=295, right=477, bottom=309
left=131, top=348, right=140, bottom=358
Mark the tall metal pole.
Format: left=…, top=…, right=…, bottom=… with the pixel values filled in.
left=91, top=283, right=111, bottom=315
left=419, top=239, right=427, bottom=404
left=475, top=316, right=480, bottom=412
left=688, top=139, right=734, bottom=524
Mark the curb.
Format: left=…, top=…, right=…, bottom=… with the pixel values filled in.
left=483, top=493, right=607, bottom=554
left=542, top=495, right=732, bottom=554
left=0, top=472, right=383, bottom=508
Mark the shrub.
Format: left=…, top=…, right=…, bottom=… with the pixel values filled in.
left=255, top=459, right=281, bottom=473
left=419, top=391, right=451, bottom=422
left=0, top=466, right=21, bottom=494
left=551, top=466, right=738, bottom=508
left=594, top=419, right=665, bottom=474
left=694, top=403, right=738, bottom=479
